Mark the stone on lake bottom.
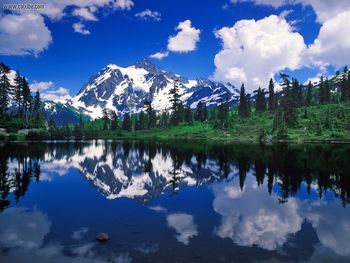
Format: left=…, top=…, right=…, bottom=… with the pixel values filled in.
left=96, top=233, right=110, bottom=243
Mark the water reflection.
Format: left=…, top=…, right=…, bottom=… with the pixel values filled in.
left=0, top=140, right=349, bottom=262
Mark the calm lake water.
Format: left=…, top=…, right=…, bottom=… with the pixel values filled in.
left=0, top=140, right=349, bottom=263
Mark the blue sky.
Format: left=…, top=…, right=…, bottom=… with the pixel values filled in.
left=1, top=0, right=350, bottom=99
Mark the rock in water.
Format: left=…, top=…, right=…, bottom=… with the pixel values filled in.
left=96, top=233, right=110, bottom=243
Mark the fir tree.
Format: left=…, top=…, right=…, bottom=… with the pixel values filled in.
left=291, top=78, right=303, bottom=107
left=348, top=71, right=350, bottom=101
left=102, top=108, right=110, bottom=130
left=306, top=81, right=313, bottom=106
left=217, top=100, right=230, bottom=129
left=122, top=113, right=132, bottom=131
left=21, top=77, right=32, bottom=124
left=33, top=90, right=41, bottom=113
left=111, top=111, right=119, bottom=130
left=13, top=71, right=23, bottom=114
left=160, top=110, right=169, bottom=127
left=268, top=78, right=275, bottom=111
left=340, top=73, right=348, bottom=101
left=238, top=83, right=249, bottom=117
left=256, top=88, right=266, bottom=112
left=169, top=79, right=182, bottom=125
left=195, top=101, right=203, bottom=122
left=0, top=74, right=11, bottom=115
left=280, top=74, right=297, bottom=127
left=324, top=78, right=331, bottom=103
left=183, top=105, right=193, bottom=123
left=195, top=101, right=208, bottom=122
left=319, top=76, right=325, bottom=104
left=144, top=100, right=156, bottom=129
left=136, top=111, right=146, bottom=130
left=203, top=104, right=208, bottom=121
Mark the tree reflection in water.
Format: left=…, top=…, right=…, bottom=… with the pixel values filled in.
left=0, top=141, right=349, bottom=212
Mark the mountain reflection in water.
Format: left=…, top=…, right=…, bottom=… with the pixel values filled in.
left=0, top=140, right=349, bottom=263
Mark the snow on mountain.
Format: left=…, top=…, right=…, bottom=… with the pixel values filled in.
left=69, top=59, right=240, bottom=119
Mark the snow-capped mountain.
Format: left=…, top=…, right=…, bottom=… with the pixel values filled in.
left=69, top=59, right=240, bottom=119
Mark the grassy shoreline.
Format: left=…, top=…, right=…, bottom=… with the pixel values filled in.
left=1, top=122, right=350, bottom=144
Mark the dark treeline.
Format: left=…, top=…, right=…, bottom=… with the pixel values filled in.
left=0, top=63, right=45, bottom=133
left=1, top=141, right=349, bottom=209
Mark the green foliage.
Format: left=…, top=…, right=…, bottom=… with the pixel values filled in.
left=0, top=74, right=10, bottom=114
left=268, top=78, right=276, bottom=111
left=306, top=81, right=313, bottom=106
left=256, top=87, right=267, bottom=112
left=195, top=101, right=208, bottom=122
left=238, top=83, right=249, bottom=117
left=122, top=113, right=132, bottom=131
left=26, top=129, right=50, bottom=140
left=169, top=79, right=182, bottom=126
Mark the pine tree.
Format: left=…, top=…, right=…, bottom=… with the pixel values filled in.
left=0, top=74, right=11, bottom=115
left=203, top=104, right=208, bottom=121
left=280, top=74, right=297, bottom=127
left=195, top=101, right=203, bottom=122
left=33, top=90, right=41, bottom=113
left=136, top=111, right=145, bottom=130
left=122, top=113, right=132, bottom=131
left=238, top=83, right=249, bottom=117
left=102, top=107, right=110, bottom=130
left=291, top=78, right=303, bottom=107
left=306, top=81, right=313, bottom=106
left=160, top=110, right=169, bottom=127
left=21, top=77, right=32, bottom=125
left=183, top=105, right=192, bottom=123
left=324, top=78, right=330, bottom=103
left=319, top=76, right=325, bottom=104
left=217, top=100, right=230, bottom=129
left=256, top=88, right=266, bottom=112
left=268, top=78, right=275, bottom=111
left=340, top=74, right=348, bottom=101
left=144, top=100, right=156, bottom=129
left=13, top=71, right=23, bottom=114
left=169, top=79, right=182, bottom=125
left=111, top=111, right=119, bottom=130
left=348, top=71, right=350, bottom=101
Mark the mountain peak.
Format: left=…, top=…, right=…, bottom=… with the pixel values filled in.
left=134, top=59, right=161, bottom=73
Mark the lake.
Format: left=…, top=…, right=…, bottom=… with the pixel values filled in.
left=0, top=140, right=349, bottom=263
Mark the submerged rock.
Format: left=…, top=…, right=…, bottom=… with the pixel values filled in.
left=96, top=233, right=110, bottom=243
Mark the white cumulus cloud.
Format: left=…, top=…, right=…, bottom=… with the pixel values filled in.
left=29, top=81, right=54, bottom=92
left=72, top=7, right=98, bottom=21
left=73, top=22, right=91, bottom=35
left=0, top=12, right=52, bottom=56
left=41, top=87, right=71, bottom=101
left=135, top=9, right=161, bottom=21
left=113, top=0, right=134, bottom=10
left=230, top=0, right=350, bottom=23
left=307, top=11, right=350, bottom=68
left=149, top=51, right=169, bottom=60
left=167, top=20, right=201, bottom=53
left=212, top=15, right=306, bottom=92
